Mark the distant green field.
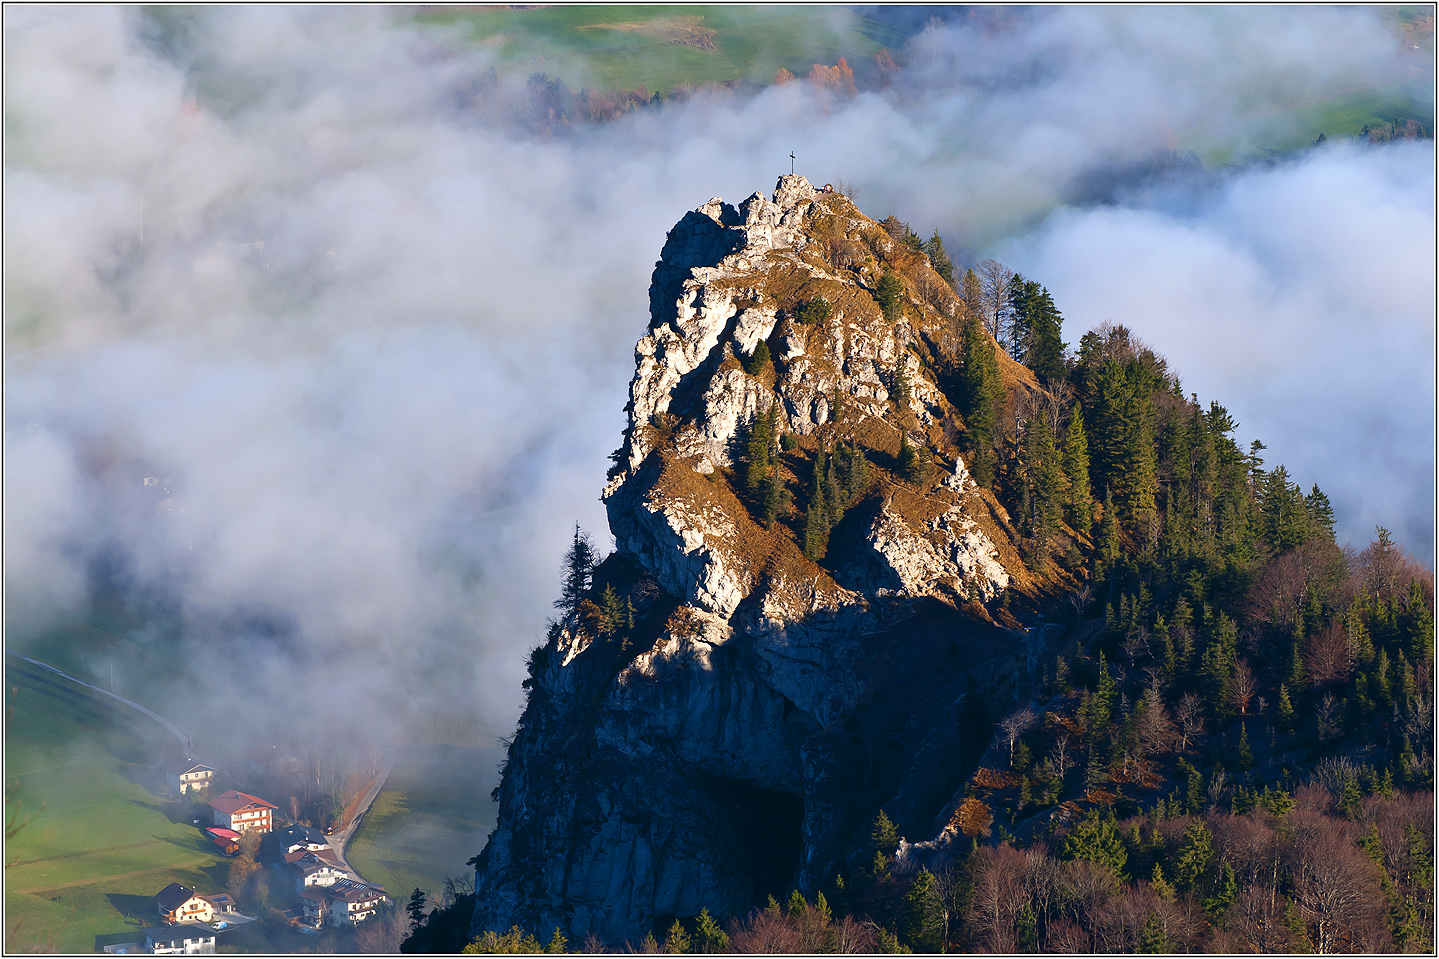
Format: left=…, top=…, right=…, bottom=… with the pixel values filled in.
left=4, top=659, right=230, bottom=954
left=344, top=743, right=502, bottom=906
left=411, top=5, right=908, bottom=94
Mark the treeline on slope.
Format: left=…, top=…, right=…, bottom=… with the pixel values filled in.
left=420, top=517, right=1434, bottom=953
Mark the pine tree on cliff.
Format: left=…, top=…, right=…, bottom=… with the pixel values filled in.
left=960, top=312, right=1003, bottom=488
left=744, top=403, right=777, bottom=496
left=890, top=360, right=912, bottom=415
left=555, top=524, right=595, bottom=618
left=876, top=269, right=905, bottom=324
left=898, top=432, right=924, bottom=486
left=1009, top=279, right=1067, bottom=382
left=924, top=231, right=955, bottom=287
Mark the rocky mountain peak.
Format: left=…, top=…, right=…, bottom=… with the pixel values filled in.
left=472, top=177, right=1055, bottom=945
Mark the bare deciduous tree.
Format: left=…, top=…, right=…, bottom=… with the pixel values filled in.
left=355, top=909, right=407, bottom=954
left=1135, top=691, right=1175, bottom=757
left=1285, top=810, right=1388, bottom=954
left=998, top=707, right=1039, bottom=768
left=1050, top=732, right=1074, bottom=779
left=1306, top=620, right=1352, bottom=688
left=977, top=259, right=1015, bottom=341
left=1175, top=692, right=1205, bottom=749
left=1231, top=658, right=1259, bottom=715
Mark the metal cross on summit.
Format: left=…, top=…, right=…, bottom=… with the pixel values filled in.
left=789, top=152, right=796, bottom=175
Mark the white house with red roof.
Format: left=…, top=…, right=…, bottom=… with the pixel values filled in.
left=207, top=790, right=276, bottom=835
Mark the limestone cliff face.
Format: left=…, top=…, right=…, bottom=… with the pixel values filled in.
left=473, top=176, right=1051, bottom=944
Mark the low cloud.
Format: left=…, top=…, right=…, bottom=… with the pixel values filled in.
left=4, top=6, right=1431, bottom=751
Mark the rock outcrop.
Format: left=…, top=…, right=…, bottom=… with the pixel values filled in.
left=472, top=176, right=1060, bottom=945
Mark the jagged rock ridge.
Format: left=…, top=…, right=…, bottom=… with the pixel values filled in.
left=472, top=176, right=1064, bottom=944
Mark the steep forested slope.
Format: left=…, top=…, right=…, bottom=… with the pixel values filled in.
left=405, top=177, right=1433, bottom=954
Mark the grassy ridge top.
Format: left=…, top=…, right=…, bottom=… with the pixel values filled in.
left=409, top=5, right=907, bottom=94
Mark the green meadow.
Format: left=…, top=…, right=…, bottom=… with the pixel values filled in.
left=344, top=742, right=503, bottom=908
left=4, top=658, right=228, bottom=953
left=410, top=5, right=908, bottom=94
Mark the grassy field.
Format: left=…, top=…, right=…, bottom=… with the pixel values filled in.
left=344, top=742, right=503, bottom=905
left=411, top=5, right=908, bottom=94
left=4, top=659, right=231, bottom=953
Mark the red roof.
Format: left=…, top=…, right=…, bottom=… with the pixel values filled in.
left=213, top=837, right=239, bottom=853
left=206, top=827, right=243, bottom=840
left=208, top=789, right=277, bottom=815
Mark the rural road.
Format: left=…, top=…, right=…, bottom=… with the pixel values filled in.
left=6, top=649, right=190, bottom=750
left=325, top=755, right=395, bottom=883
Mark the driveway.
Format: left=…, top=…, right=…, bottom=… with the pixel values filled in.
left=323, top=756, right=394, bottom=881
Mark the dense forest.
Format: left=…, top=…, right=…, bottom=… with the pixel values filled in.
left=407, top=217, right=1433, bottom=954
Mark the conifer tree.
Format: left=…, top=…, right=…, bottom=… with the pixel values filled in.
left=1305, top=483, right=1337, bottom=539
left=890, top=360, right=912, bottom=414
left=876, top=269, right=905, bottom=323
left=693, top=909, right=728, bottom=953
left=1276, top=683, right=1295, bottom=731
left=556, top=524, right=596, bottom=617
left=744, top=405, right=776, bottom=496
left=1203, top=863, right=1238, bottom=919
left=871, top=809, right=899, bottom=860
left=1008, top=279, right=1067, bottom=381
left=897, top=432, right=924, bottom=486
left=743, top=338, right=772, bottom=375
left=1173, top=819, right=1216, bottom=890
left=1138, top=913, right=1171, bottom=953
left=959, top=268, right=984, bottom=326
left=598, top=584, right=625, bottom=638
left=959, top=313, right=1002, bottom=488
left=662, top=921, right=690, bottom=955
left=1062, top=404, right=1093, bottom=532
left=901, top=868, right=944, bottom=952
left=1023, top=413, right=1065, bottom=572
left=924, top=231, right=955, bottom=286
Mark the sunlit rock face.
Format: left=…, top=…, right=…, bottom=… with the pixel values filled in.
left=472, top=176, right=1040, bottom=945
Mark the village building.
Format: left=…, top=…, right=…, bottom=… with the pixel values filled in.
left=320, top=879, right=387, bottom=927
left=273, top=822, right=329, bottom=854
left=283, top=846, right=340, bottom=867
left=200, top=892, right=236, bottom=915
left=163, top=759, right=215, bottom=796
left=294, top=860, right=349, bottom=892
left=154, top=884, right=213, bottom=925
left=297, top=888, right=329, bottom=928
left=207, top=790, right=276, bottom=835
left=203, top=827, right=242, bottom=856
left=139, top=923, right=218, bottom=955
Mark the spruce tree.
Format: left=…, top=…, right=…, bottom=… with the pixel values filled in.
left=1062, top=405, right=1093, bottom=532
left=744, top=405, right=775, bottom=496
left=959, top=313, right=1003, bottom=488
left=1305, top=483, right=1337, bottom=539
left=1023, top=413, right=1065, bottom=572
left=876, top=269, right=905, bottom=323
left=556, top=524, right=596, bottom=617
left=742, top=338, right=772, bottom=375
left=1276, top=683, right=1295, bottom=731
left=924, top=231, right=955, bottom=286
left=890, top=360, right=912, bottom=413
left=897, top=432, right=924, bottom=486
left=1138, top=913, right=1171, bottom=953
left=693, top=909, right=728, bottom=953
